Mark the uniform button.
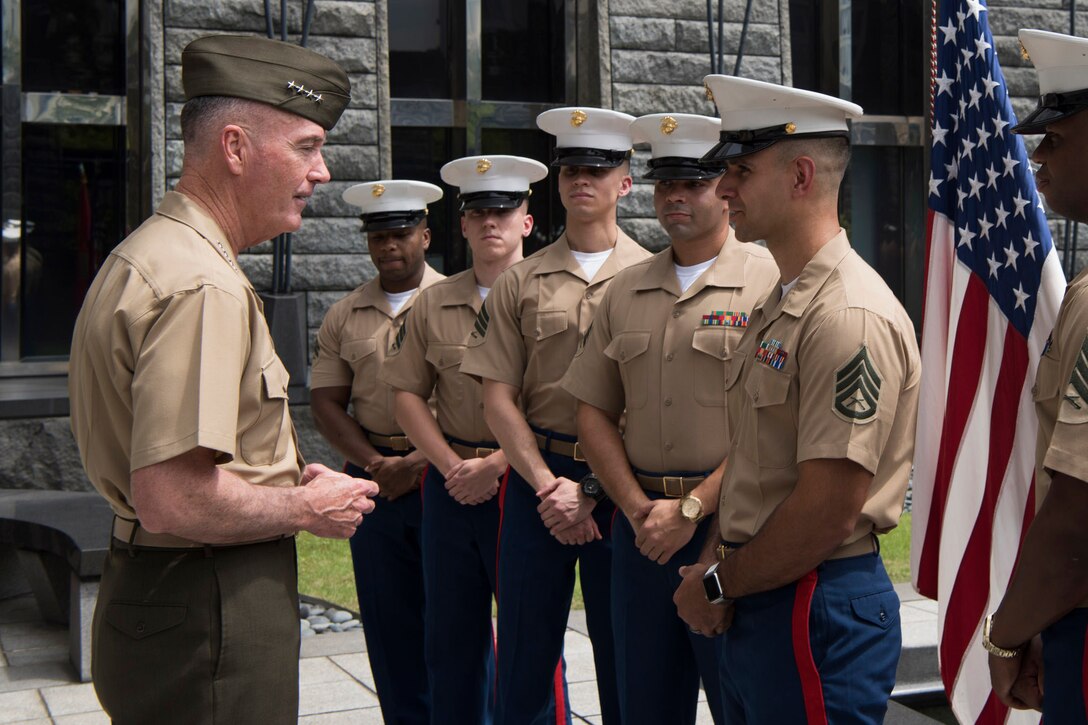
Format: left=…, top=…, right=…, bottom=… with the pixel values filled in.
left=666, top=353, right=674, bottom=362
left=535, top=328, right=542, bottom=335
left=664, top=398, right=672, bottom=406
left=879, top=608, right=887, bottom=623
left=753, top=391, right=760, bottom=402
left=136, top=622, right=146, bottom=634
left=664, top=442, right=673, bottom=451
left=620, top=351, right=626, bottom=360
left=1031, top=385, right=1039, bottom=396
left=438, top=357, right=445, bottom=365
left=585, top=290, right=594, bottom=299
left=672, top=311, right=681, bottom=318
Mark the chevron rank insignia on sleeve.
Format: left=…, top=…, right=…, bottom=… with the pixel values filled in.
left=473, top=303, right=491, bottom=338
left=1061, top=334, right=1088, bottom=421
left=833, top=345, right=882, bottom=423
left=390, top=323, right=407, bottom=353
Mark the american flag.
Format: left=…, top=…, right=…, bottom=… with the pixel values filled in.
left=910, top=1, right=1065, bottom=722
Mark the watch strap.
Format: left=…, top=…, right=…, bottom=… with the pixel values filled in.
left=982, top=615, right=1024, bottom=659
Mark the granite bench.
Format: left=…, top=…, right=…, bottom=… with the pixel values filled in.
left=0, top=490, right=113, bottom=682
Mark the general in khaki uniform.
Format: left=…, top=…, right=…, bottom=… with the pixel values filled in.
left=67, top=36, right=367, bottom=724
left=563, top=113, right=778, bottom=725
left=380, top=155, right=547, bottom=724
left=986, top=29, right=1088, bottom=719
left=694, top=76, right=921, bottom=723
left=311, top=181, right=444, bottom=724
left=460, top=108, right=651, bottom=725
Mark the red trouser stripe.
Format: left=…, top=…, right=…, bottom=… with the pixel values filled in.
left=553, top=659, right=567, bottom=725
left=791, top=570, right=827, bottom=725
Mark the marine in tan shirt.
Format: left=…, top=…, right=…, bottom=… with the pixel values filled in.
left=988, top=29, right=1088, bottom=716
left=67, top=36, right=373, bottom=724
left=459, top=107, right=650, bottom=725
left=674, top=75, right=920, bottom=723
left=563, top=112, right=778, bottom=725
left=380, top=155, right=546, bottom=723
left=309, top=179, right=444, bottom=724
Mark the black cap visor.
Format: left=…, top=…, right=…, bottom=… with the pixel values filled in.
left=643, top=156, right=725, bottom=180
left=550, top=146, right=631, bottom=168
left=1012, top=89, right=1088, bottom=134
left=700, top=126, right=850, bottom=166
left=458, top=190, right=530, bottom=211
left=361, top=209, right=427, bottom=232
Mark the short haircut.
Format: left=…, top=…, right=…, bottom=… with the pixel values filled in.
left=180, top=95, right=257, bottom=145
left=777, top=137, right=851, bottom=186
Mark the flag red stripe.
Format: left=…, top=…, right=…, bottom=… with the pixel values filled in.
left=939, top=325, right=1027, bottom=697
left=917, top=272, right=991, bottom=600
left=973, top=690, right=1008, bottom=725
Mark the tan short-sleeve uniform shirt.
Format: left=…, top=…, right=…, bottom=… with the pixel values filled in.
left=1034, top=265, right=1088, bottom=498
left=460, top=232, right=651, bottom=436
left=379, top=269, right=493, bottom=443
left=562, top=236, right=778, bottom=473
left=719, top=231, right=921, bottom=547
left=68, top=191, right=302, bottom=519
left=311, top=265, right=444, bottom=436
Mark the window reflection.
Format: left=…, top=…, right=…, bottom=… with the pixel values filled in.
left=482, top=0, right=565, bottom=102
left=390, top=0, right=466, bottom=99
left=22, top=0, right=124, bottom=95
left=392, top=127, right=464, bottom=273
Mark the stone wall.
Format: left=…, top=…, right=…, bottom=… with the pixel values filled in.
left=607, top=0, right=789, bottom=249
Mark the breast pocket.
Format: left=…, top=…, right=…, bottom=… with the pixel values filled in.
left=1033, top=352, right=1062, bottom=405
left=426, top=343, right=467, bottom=403
left=603, top=331, right=652, bottom=409
left=744, top=363, right=795, bottom=469
left=341, top=338, right=378, bottom=377
left=691, top=327, right=741, bottom=407
left=521, top=309, right=570, bottom=342
left=240, top=357, right=291, bottom=466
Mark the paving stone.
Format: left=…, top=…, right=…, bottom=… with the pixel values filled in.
left=0, top=690, right=47, bottom=723
left=52, top=713, right=110, bottom=725
left=300, top=657, right=356, bottom=687
left=298, top=678, right=380, bottom=716
left=0, top=661, right=74, bottom=693
left=299, top=707, right=385, bottom=724
left=329, top=652, right=377, bottom=692
left=40, top=682, right=103, bottom=717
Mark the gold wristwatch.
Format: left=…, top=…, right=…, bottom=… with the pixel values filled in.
left=679, top=494, right=705, bottom=524
left=981, top=615, right=1024, bottom=658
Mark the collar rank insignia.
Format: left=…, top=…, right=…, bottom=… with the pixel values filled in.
left=701, top=310, right=748, bottom=327
left=754, top=338, right=788, bottom=370
left=1043, top=332, right=1054, bottom=356
left=1061, top=334, right=1088, bottom=418
left=833, top=345, right=882, bottom=423
left=472, top=301, right=491, bottom=339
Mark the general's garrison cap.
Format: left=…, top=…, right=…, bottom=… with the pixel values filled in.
left=700, top=75, right=863, bottom=164
left=537, top=107, right=635, bottom=168
left=630, top=113, right=724, bottom=180
left=342, top=181, right=443, bottom=232
left=440, top=155, right=549, bottom=211
left=182, top=35, right=350, bottom=130
left=1012, top=29, right=1088, bottom=134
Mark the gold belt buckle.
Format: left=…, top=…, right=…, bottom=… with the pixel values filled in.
left=476, top=447, right=495, bottom=458
left=572, top=441, right=586, bottom=462
left=389, top=435, right=411, bottom=451
left=662, top=476, right=684, bottom=497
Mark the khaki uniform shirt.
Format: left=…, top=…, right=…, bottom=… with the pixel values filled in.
left=68, top=191, right=302, bottom=518
left=719, top=231, right=921, bottom=547
left=562, top=235, right=779, bottom=473
left=379, top=269, right=493, bottom=443
left=1034, top=264, right=1088, bottom=498
left=460, top=231, right=651, bottom=436
left=310, top=264, right=444, bottom=436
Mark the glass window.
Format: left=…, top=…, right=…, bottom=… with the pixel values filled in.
left=848, top=1, right=923, bottom=115
left=19, top=125, right=127, bottom=358
left=481, top=0, right=565, bottom=103
left=389, top=0, right=466, bottom=99
left=21, top=0, right=125, bottom=95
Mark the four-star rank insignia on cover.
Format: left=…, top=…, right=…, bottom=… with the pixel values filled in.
left=833, top=345, right=882, bottom=423
left=1060, top=333, right=1088, bottom=423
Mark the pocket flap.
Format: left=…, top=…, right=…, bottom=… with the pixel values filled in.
left=425, top=343, right=465, bottom=370
left=521, top=310, right=569, bottom=341
left=691, top=327, right=730, bottom=361
left=603, top=331, right=652, bottom=363
left=261, top=359, right=290, bottom=399
left=744, top=363, right=791, bottom=408
left=341, top=338, right=377, bottom=363
left=850, top=590, right=899, bottom=631
left=105, top=602, right=188, bottom=640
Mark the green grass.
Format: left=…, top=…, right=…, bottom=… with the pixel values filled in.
left=296, top=514, right=913, bottom=612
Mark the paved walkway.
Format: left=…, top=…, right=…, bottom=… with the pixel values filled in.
left=0, top=583, right=940, bottom=724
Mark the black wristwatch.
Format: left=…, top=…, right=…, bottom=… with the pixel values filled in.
left=702, top=562, right=728, bottom=605
left=579, top=473, right=607, bottom=502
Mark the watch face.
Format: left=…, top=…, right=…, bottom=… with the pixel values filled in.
left=681, top=496, right=702, bottom=521
left=581, top=475, right=601, bottom=498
